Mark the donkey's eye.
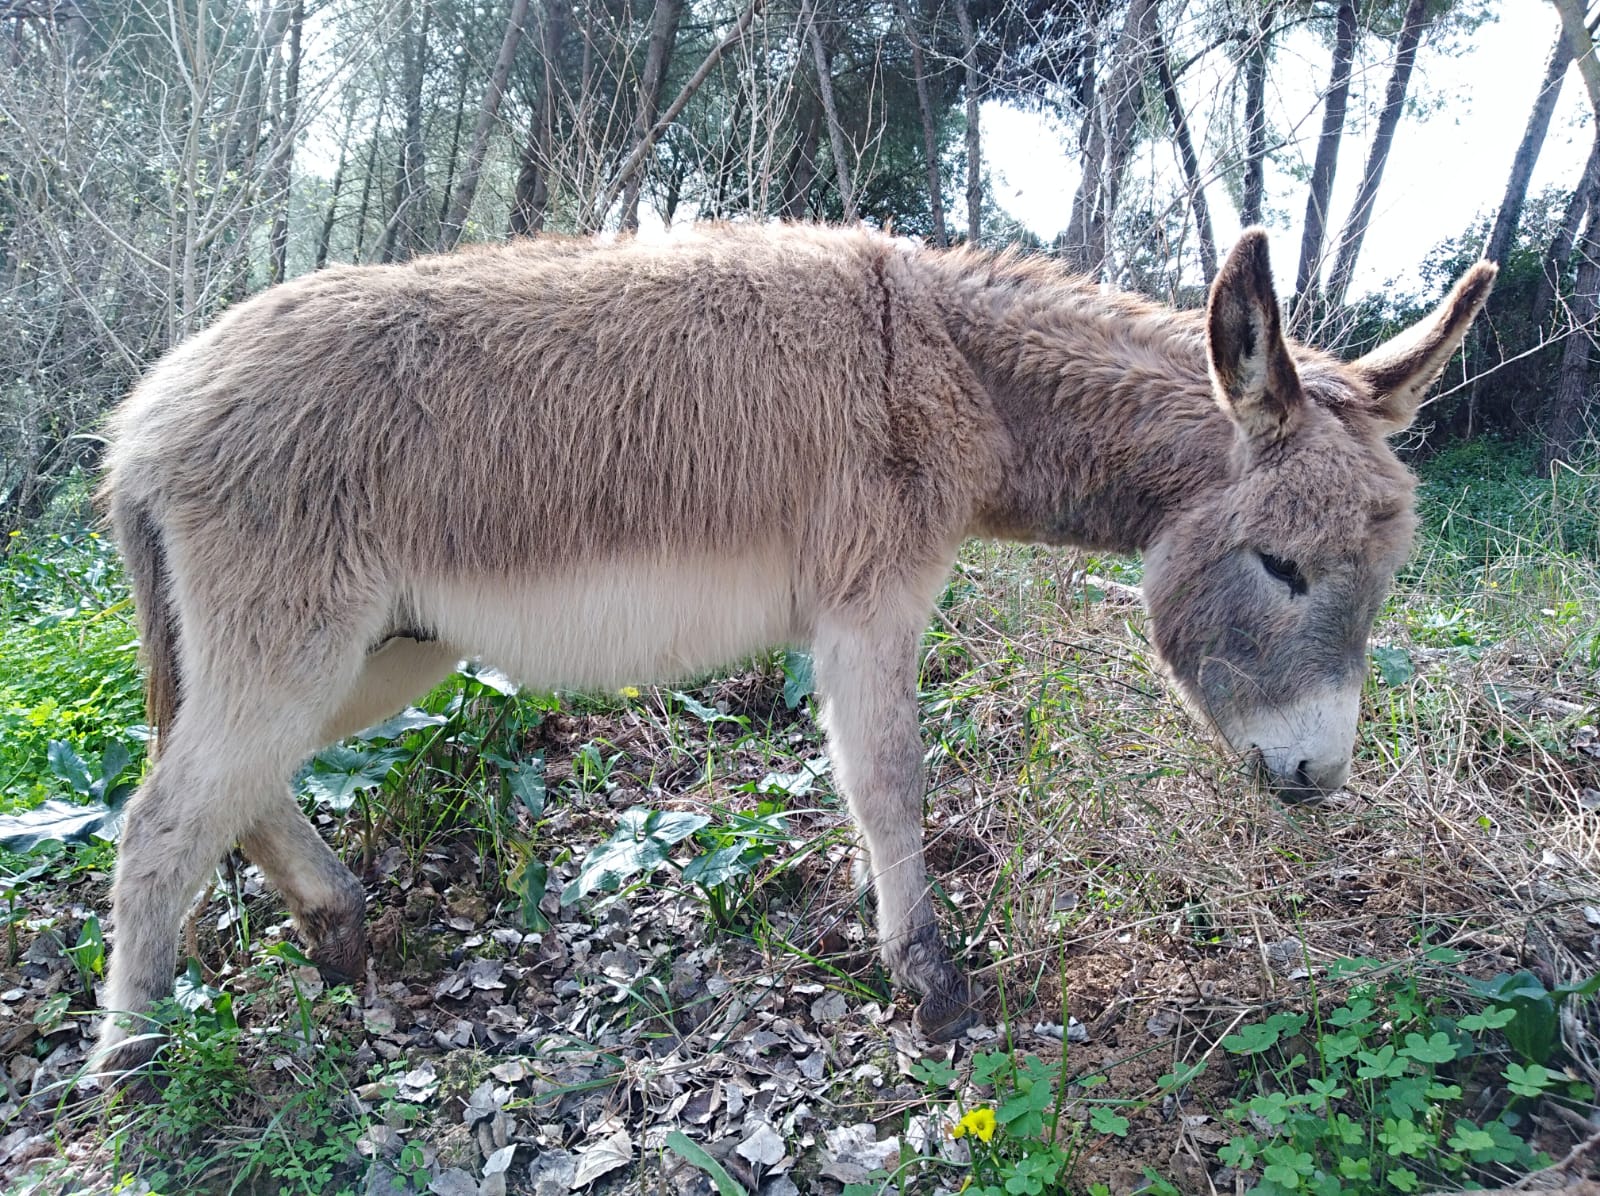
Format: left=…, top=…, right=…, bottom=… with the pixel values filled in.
left=1259, top=552, right=1308, bottom=597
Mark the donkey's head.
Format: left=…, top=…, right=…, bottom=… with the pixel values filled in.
left=1143, top=231, right=1494, bottom=800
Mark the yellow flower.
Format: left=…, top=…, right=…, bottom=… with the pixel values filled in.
left=951, top=1107, right=996, bottom=1143
left=618, top=686, right=641, bottom=699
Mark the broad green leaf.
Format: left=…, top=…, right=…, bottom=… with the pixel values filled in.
left=356, top=707, right=449, bottom=741
left=561, top=808, right=710, bottom=904
left=670, top=692, right=742, bottom=725
left=781, top=651, right=814, bottom=709
left=0, top=798, right=122, bottom=852
left=1370, top=645, right=1415, bottom=685
left=502, top=755, right=547, bottom=817
left=510, top=856, right=550, bottom=933
left=683, top=845, right=758, bottom=890
left=47, top=740, right=94, bottom=795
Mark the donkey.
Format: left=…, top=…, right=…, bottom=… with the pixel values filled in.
left=96, top=224, right=1493, bottom=1078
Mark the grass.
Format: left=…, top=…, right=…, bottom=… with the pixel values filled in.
left=1, top=444, right=1597, bottom=1195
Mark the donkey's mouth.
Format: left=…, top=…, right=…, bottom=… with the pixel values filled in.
left=1246, top=749, right=1336, bottom=806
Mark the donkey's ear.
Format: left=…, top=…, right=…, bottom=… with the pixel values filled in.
left=1352, top=261, right=1496, bottom=433
left=1207, top=228, right=1303, bottom=445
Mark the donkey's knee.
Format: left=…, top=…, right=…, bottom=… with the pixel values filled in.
left=320, top=637, right=458, bottom=744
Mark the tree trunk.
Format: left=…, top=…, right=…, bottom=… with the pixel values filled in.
left=1532, top=133, right=1600, bottom=326
left=439, top=0, right=531, bottom=251
left=1240, top=2, right=1276, bottom=227
left=1293, top=0, right=1358, bottom=313
left=1063, top=0, right=1160, bottom=277
left=589, top=0, right=763, bottom=229
left=1543, top=198, right=1599, bottom=469
left=383, top=0, right=431, bottom=263
left=353, top=95, right=388, bottom=261
left=434, top=46, right=475, bottom=230
left=1484, top=20, right=1573, bottom=267
left=895, top=0, right=945, bottom=245
left=315, top=93, right=361, bottom=269
left=1324, top=0, right=1431, bottom=307
left=1154, top=22, right=1216, bottom=283
left=1552, top=0, right=1600, bottom=115
left=511, top=0, right=566, bottom=237
left=955, top=0, right=981, bottom=243
left=267, top=0, right=304, bottom=286
left=619, top=0, right=686, bottom=231
left=803, top=0, right=855, bottom=221
left=779, top=88, right=823, bottom=219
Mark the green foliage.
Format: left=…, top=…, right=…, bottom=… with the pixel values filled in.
left=1213, top=964, right=1596, bottom=1196
left=110, top=959, right=379, bottom=1195
left=1, top=529, right=144, bottom=815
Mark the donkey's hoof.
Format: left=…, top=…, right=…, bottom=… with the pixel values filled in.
left=915, top=989, right=979, bottom=1042
left=93, top=1027, right=164, bottom=1099
left=302, top=908, right=369, bottom=984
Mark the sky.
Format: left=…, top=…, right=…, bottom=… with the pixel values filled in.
left=981, top=0, right=1594, bottom=299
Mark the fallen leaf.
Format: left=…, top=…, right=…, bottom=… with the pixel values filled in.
left=572, top=1128, right=632, bottom=1187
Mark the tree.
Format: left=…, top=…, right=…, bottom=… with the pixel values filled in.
left=1323, top=0, right=1433, bottom=308
left=955, top=0, right=982, bottom=242
left=1062, top=0, right=1161, bottom=276
left=1293, top=0, right=1358, bottom=320
left=618, top=0, right=686, bottom=232
left=438, top=0, right=531, bottom=251
left=1484, top=18, right=1573, bottom=268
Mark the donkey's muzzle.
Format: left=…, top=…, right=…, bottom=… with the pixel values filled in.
left=1249, top=750, right=1348, bottom=804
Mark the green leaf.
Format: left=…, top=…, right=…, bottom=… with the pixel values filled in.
left=781, top=651, right=814, bottom=709
left=1371, top=646, right=1415, bottom=686
left=1447, top=1122, right=1496, bottom=1153
left=355, top=706, right=449, bottom=741
left=302, top=745, right=403, bottom=811
left=1089, top=1107, right=1130, bottom=1137
left=1503, top=1061, right=1554, bottom=1097
left=664, top=1131, right=748, bottom=1196
left=1379, top=1117, right=1428, bottom=1157
left=1458, top=1006, right=1516, bottom=1032
left=1356, top=1045, right=1407, bottom=1080
left=509, top=856, right=550, bottom=933
left=561, top=808, right=710, bottom=904
left=502, top=755, right=547, bottom=817
left=1400, top=1031, right=1456, bottom=1063
left=0, top=798, right=123, bottom=851
left=1223, top=1021, right=1284, bottom=1055
left=47, top=740, right=94, bottom=795
left=756, top=756, right=830, bottom=798
left=670, top=692, right=742, bottom=725
left=1387, top=1167, right=1419, bottom=1192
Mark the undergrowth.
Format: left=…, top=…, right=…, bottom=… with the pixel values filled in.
left=2, top=443, right=1597, bottom=1194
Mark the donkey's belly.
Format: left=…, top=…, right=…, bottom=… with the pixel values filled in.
left=411, top=550, right=804, bottom=692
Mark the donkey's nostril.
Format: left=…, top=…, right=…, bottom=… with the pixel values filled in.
left=1295, top=760, right=1313, bottom=786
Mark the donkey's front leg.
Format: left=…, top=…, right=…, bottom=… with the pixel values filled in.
left=813, top=613, right=976, bottom=1041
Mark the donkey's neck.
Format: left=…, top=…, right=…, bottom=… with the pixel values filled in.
left=928, top=255, right=1240, bottom=553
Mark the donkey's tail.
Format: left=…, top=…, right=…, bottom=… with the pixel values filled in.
left=112, top=496, right=180, bottom=755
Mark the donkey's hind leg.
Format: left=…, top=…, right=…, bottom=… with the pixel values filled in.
left=99, top=702, right=326, bottom=1080
left=238, top=636, right=460, bottom=983
left=238, top=793, right=369, bottom=982
left=813, top=611, right=975, bottom=1042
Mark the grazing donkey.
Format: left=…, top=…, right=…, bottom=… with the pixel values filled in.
left=98, top=224, right=1492, bottom=1077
